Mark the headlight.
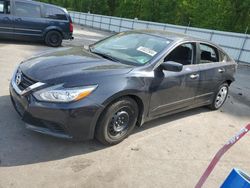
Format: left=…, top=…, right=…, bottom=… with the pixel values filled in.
left=33, top=84, right=98, bottom=102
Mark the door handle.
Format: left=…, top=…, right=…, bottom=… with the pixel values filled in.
left=3, top=17, right=10, bottom=21
left=218, top=68, right=225, bottom=73
left=15, top=18, right=22, bottom=22
left=190, top=74, right=199, bottom=79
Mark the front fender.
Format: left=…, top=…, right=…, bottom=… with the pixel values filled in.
left=86, top=75, right=151, bottom=137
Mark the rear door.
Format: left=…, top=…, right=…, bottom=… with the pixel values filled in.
left=0, top=0, right=13, bottom=38
left=13, top=1, right=48, bottom=40
left=195, top=43, right=226, bottom=104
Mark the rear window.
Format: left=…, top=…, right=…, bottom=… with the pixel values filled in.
left=44, top=5, right=67, bottom=20
left=15, top=2, right=41, bottom=18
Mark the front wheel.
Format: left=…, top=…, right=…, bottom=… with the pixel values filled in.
left=95, top=97, right=139, bottom=145
left=209, top=83, right=229, bottom=110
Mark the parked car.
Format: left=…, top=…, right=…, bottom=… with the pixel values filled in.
left=10, top=30, right=237, bottom=145
left=0, top=0, right=73, bottom=47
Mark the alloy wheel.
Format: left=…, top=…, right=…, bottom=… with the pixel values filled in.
left=215, top=86, right=228, bottom=108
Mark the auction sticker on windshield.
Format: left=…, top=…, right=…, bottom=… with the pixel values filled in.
left=137, top=46, right=157, bottom=56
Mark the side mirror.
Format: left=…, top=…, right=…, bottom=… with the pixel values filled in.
left=160, top=61, right=183, bottom=72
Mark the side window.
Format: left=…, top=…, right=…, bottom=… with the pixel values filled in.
left=0, top=0, right=9, bottom=14
left=199, top=44, right=219, bottom=64
left=0, top=1, right=4, bottom=13
left=15, top=2, right=41, bottom=18
left=164, top=43, right=194, bottom=65
left=44, top=6, right=67, bottom=20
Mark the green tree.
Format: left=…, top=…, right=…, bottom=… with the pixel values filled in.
left=38, top=0, right=250, bottom=34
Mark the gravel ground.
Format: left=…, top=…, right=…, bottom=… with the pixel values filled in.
left=0, top=25, right=249, bottom=188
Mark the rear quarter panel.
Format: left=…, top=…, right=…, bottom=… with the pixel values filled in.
left=42, top=22, right=70, bottom=39
left=41, top=4, right=71, bottom=39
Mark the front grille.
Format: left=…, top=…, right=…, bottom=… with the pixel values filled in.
left=18, top=73, right=36, bottom=90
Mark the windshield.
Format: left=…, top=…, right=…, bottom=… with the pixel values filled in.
left=90, top=32, right=172, bottom=66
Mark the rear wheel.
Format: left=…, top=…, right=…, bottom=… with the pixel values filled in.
left=95, top=97, right=139, bottom=145
left=45, top=30, right=62, bottom=47
left=209, top=83, right=229, bottom=110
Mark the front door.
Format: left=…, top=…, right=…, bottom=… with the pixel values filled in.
left=0, top=0, right=13, bottom=38
left=149, top=42, right=200, bottom=117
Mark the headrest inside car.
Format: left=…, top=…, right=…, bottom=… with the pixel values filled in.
left=201, top=51, right=212, bottom=61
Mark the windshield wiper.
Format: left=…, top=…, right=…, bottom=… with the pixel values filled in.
left=89, top=48, right=119, bottom=62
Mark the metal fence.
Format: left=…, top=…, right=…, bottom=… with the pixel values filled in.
left=69, top=11, right=250, bottom=64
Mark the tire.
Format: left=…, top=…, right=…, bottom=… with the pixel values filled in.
left=45, top=30, right=62, bottom=47
left=208, top=83, right=229, bottom=110
left=95, top=97, right=139, bottom=145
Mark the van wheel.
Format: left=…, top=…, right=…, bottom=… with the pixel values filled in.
left=95, top=97, right=139, bottom=145
left=45, top=30, right=62, bottom=47
left=209, top=83, right=229, bottom=110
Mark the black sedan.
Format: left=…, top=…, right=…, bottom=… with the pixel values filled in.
left=10, top=30, right=237, bottom=145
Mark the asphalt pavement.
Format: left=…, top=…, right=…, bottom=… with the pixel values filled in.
left=0, top=25, right=249, bottom=188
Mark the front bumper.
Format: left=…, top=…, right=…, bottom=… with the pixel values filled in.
left=9, top=82, right=103, bottom=141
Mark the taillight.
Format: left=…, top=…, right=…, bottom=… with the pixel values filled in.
left=69, top=21, right=73, bottom=33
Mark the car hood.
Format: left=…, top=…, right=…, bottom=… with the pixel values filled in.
left=20, top=47, right=133, bottom=84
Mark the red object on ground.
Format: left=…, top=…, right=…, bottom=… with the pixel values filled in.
left=195, top=123, right=250, bottom=188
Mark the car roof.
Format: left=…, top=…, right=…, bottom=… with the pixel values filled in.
left=19, top=0, right=66, bottom=11
left=129, top=29, right=214, bottom=44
